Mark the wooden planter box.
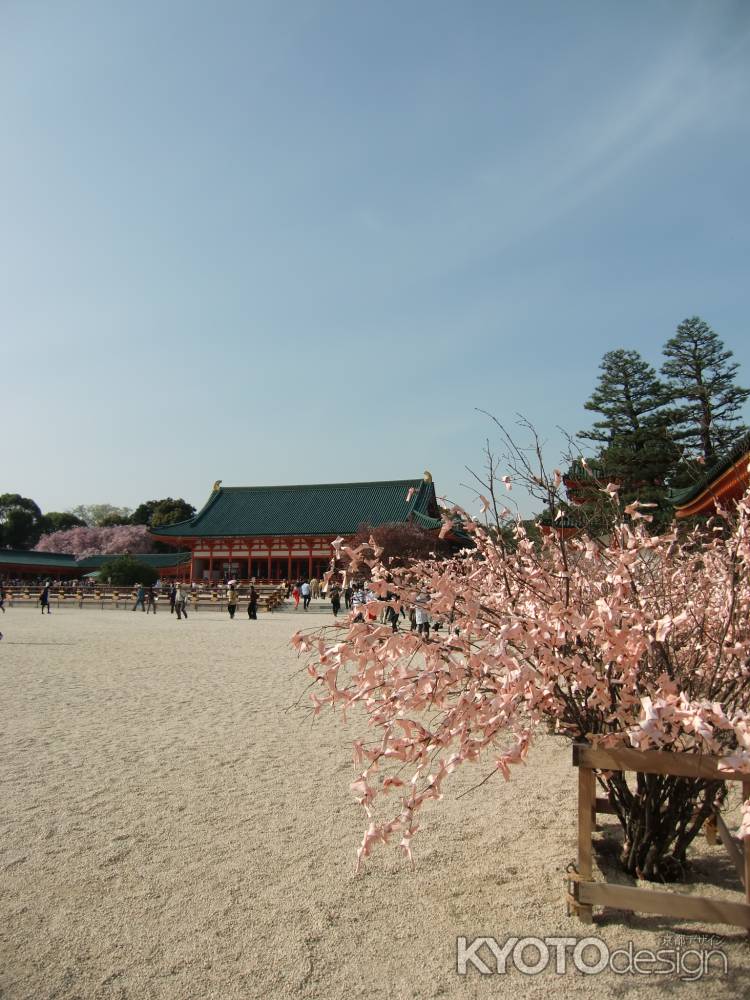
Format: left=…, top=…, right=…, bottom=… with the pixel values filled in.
left=569, top=743, right=750, bottom=930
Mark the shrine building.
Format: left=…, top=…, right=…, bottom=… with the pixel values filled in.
left=149, top=474, right=445, bottom=583
left=672, top=431, right=750, bottom=519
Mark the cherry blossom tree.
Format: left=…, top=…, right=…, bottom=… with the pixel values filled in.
left=348, top=521, right=454, bottom=571
left=294, top=460, right=750, bottom=882
left=34, top=525, right=155, bottom=558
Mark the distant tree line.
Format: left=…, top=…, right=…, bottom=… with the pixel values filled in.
left=0, top=495, right=196, bottom=551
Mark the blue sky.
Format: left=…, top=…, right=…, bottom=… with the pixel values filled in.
left=3, top=0, right=749, bottom=518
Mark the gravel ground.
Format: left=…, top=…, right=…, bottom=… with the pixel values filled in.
left=1, top=604, right=748, bottom=999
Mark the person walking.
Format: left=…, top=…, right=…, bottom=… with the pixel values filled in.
left=292, top=581, right=301, bottom=610
left=330, top=584, right=341, bottom=617
left=227, top=584, right=238, bottom=619
left=301, top=579, right=311, bottom=610
left=385, top=591, right=400, bottom=633
left=344, top=584, right=353, bottom=610
left=415, top=592, right=430, bottom=640
left=310, top=576, right=319, bottom=600
left=247, top=585, right=258, bottom=619
left=146, top=586, right=157, bottom=614
left=0, top=583, right=5, bottom=613
left=168, top=582, right=177, bottom=614
left=39, top=582, right=52, bottom=614
left=133, top=584, right=146, bottom=612
left=174, top=584, right=188, bottom=620
left=351, top=583, right=366, bottom=622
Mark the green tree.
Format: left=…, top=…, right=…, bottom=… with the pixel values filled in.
left=97, top=555, right=158, bottom=587
left=68, top=503, right=133, bottom=526
left=129, top=500, right=159, bottom=525
left=577, top=350, right=678, bottom=523
left=40, top=511, right=87, bottom=534
left=0, top=494, right=44, bottom=549
left=131, top=497, right=196, bottom=528
left=661, top=317, right=749, bottom=465
left=98, top=512, right=133, bottom=527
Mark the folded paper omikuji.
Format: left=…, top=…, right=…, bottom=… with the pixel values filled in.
left=293, top=476, right=750, bottom=882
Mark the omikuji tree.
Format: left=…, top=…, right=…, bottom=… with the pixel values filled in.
left=294, top=471, right=750, bottom=882
left=661, top=316, right=749, bottom=467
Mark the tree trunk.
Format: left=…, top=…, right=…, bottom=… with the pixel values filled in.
left=604, top=771, right=724, bottom=881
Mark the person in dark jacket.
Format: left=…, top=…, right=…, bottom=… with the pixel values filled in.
left=247, top=586, right=258, bottom=620
left=39, top=582, right=52, bottom=614
left=330, top=585, right=341, bottom=617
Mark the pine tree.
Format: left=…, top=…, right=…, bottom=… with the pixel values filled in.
left=661, top=317, right=749, bottom=465
left=577, top=350, right=678, bottom=521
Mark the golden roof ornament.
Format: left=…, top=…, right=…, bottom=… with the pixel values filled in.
left=212, top=480, right=223, bottom=491
left=423, top=470, right=433, bottom=483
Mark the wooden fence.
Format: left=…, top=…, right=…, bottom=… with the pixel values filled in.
left=3, top=586, right=287, bottom=613
left=568, top=743, right=750, bottom=930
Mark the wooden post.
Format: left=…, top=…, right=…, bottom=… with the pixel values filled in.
left=705, top=814, right=718, bottom=846
left=208, top=547, right=214, bottom=585
left=571, top=743, right=750, bottom=930
left=577, top=765, right=595, bottom=923
left=287, top=548, right=292, bottom=581
left=267, top=551, right=271, bottom=582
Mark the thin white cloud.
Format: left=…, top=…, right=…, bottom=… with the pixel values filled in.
left=353, top=16, right=750, bottom=284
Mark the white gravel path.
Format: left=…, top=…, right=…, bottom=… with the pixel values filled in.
left=1, top=605, right=748, bottom=999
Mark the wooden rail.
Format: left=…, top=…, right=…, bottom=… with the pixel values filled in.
left=569, top=743, right=750, bottom=930
left=3, top=586, right=287, bottom=612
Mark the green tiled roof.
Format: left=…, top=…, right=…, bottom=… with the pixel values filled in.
left=411, top=509, right=473, bottom=545
left=152, top=479, right=439, bottom=538
left=0, top=550, right=190, bottom=570
left=0, top=549, right=78, bottom=568
left=76, top=552, right=191, bottom=569
left=670, top=431, right=750, bottom=508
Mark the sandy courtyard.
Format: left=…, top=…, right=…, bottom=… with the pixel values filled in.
left=1, top=604, right=749, bottom=999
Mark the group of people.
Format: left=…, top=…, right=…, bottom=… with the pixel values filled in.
left=132, top=585, right=159, bottom=614
left=132, top=582, right=191, bottom=618
left=325, top=581, right=434, bottom=638
left=6, top=573, right=436, bottom=637
left=225, top=584, right=258, bottom=620
left=291, top=580, right=313, bottom=610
